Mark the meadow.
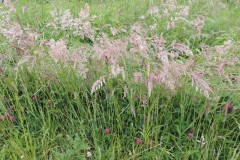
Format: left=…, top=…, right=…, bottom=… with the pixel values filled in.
left=0, top=0, right=240, bottom=159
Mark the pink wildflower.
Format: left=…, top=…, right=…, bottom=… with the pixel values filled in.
left=134, top=137, right=143, bottom=145
left=22, top=6, right=27, bottom=13
left=32, top=96, right=38, bottom=101
left=226, top=103, right=233, bottom=111
left=187, top=128, right=194, bottom=139
left=0, top=113, right=16, bottom=122
left=104, top=128, right=110, bottom=134
left=188, top=132, right=194, bottom=139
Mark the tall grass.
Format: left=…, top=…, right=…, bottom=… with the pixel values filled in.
left=0, top=0, right=239, bottom=159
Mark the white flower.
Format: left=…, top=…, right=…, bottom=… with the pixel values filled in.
left=86, top=151, right=92, bottom=158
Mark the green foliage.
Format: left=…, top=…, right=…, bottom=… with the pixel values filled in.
left=53, top=134, right=90, bottom=160
left=0, top=0, right=240, bottom=159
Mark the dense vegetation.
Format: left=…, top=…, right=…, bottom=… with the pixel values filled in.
left=0, top=0, right=240, bottom=159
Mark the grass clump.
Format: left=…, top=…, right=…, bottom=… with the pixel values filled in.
left=0, top=0, right=240, bottom=159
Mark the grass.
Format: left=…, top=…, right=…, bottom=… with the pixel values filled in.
left=0, top=0, right=240, bottom=159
